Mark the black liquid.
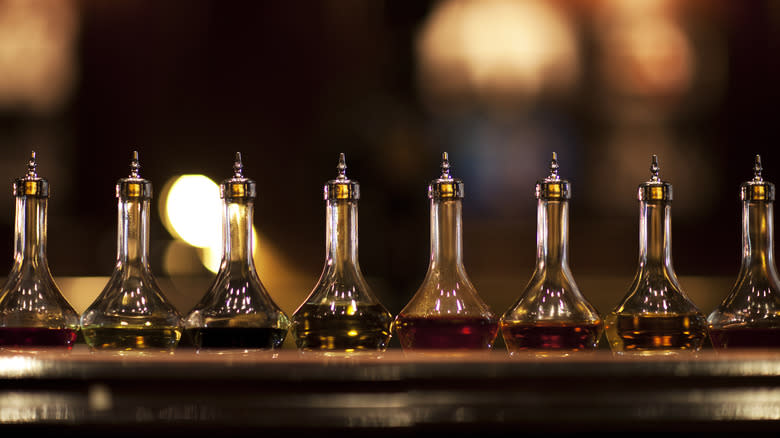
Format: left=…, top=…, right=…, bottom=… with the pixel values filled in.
left=185, top=327, right=287, bottom=350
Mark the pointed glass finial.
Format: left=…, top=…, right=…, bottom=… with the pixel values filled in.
left=27, top=151, right=38, bottom=178
left=440, top=152, right=451, bottom=179
left=548, top=152, right=560, bottom=181
left=650, top=155, right=660, bottom=182
left=337, top=152, right=347, bottom=180
left=129, top=150, right=141, bottom=178
left=233, top=151, right=244, bottom=178
left=753, top=154, right=763, bottom=181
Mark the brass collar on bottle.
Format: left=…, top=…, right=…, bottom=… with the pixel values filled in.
left=117, top=178, right=153, bottom=200
left=14, top=178, right=49, bottom=198
left=222, top=178, right=257, bottom=201
left=741, top=180, right=775, bottom=201
left=429, top=178, right=464, bottom=200
left=536, top=178, right=570, bottom=200
left=638, top=181, right=672, bottom=202
left=325, top=179, right=359, bottom=200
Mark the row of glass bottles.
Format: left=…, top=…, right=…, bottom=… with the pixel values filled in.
left=0, top=150, right=777, bottom=356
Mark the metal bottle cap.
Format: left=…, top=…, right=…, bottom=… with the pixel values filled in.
left=221, top=152, right=256, bottom=200
left=324, top=153, right=359, bottom=201
left=535, top=152, right=570, bottom=200
left=116, top=151, right=153, bottom=200
left=638, top=155, right=672, bottom=202
left=13, top=151, right=49, bottom=198
left=428, top=152, right=464, bottom=200
left=741, top=154, right=775, bottom=202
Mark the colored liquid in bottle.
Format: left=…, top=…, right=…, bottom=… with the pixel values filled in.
left=0, top=327, right=78, bottom=349
left=605, top=313, right=707, bottom=353
left=82, top=327, right=181, bottom=351
left=709, top=327, right=780, bottom=349
left=185, top=327, right=287, bottom=350
left=293, top=303, right=392, bottom=352
left=500, top=321, right=602, bottom=353
left=394, top=315, right=498, bottom=350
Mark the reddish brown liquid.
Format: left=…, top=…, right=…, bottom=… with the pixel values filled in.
left=394, top=315, right=498, bottom=350
left=501, top=321, right=602, bottom=352
left=710, top=327, right=780, bottom=349
left=0, top=327, right=78, bottom=349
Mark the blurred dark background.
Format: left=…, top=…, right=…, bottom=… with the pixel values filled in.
left=0, top=0, right=778, bottom=322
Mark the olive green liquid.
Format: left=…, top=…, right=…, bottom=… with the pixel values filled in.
left=292, top=303, right=392, bottom=352
left=82, top=327, right=182, bottom=352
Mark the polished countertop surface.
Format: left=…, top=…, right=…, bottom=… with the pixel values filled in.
left=2, top=347, right=780, bottom=435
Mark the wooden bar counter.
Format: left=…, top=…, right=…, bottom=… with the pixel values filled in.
left=2, top=346, right=780, bottom=436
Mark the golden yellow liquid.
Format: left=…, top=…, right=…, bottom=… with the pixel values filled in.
left=605, top=312, right=707, bottom=355
left=82, top=327, right=181, bottom=352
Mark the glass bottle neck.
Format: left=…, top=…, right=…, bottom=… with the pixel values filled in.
left=740, top=201, right=778, bottom=277
left=14, top=196, right=48, bottom=265
left=221, top=199, right=255, bottom=272
left=428, top=199, right=464, bottom=272
left=325, top=199, right=360, bottom=275
left=637, top=200, right=674, bottom=275
left=535, top=199, right=569, bottom=271
left=117, top=198, right=150, bottom=266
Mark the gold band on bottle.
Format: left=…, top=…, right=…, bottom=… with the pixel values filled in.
left=638, top=182, right=672, bottom=202
left=116, top=179, right=153, bottom=200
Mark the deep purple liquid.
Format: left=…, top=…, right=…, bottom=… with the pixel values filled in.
left=394, top=315, right=498, bottom=350
left=501, top=321, right=602, bottom=352
left=709, top=327, right=780, bottom=349
left=185, top=327, right=287, bottom=350
left=0, top=327, right=78, bottom=349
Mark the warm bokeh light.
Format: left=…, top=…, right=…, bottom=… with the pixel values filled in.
left=594, top=0, right=694, bottom=100
left=0, top=0, right=79, bottom=114
left=160, top=174, right=222, bottom=250
left=416, top=0, right=579, bottom=111
left=160, top=175, right=275, bottom=275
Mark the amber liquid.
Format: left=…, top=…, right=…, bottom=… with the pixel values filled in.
left=292, top=303, right=392, bottom=352
left=500, top=321, right=602, bottom=353
left=709, top=327, right=780, bottom=349
left=606, top=313, right=707, bottom=353
left=82, top=327, right=181, bottom=351
left=185, top=327, right=287, bottom=350
left=394, top=315, right=498, bottom=350
left=0, top=327, right=78, bottom=349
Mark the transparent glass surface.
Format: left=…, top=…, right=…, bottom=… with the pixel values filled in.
left=80, top=156, right=183, bottom=353
left=291, top=155, right=392, bottom=355
left=605, top=164, right=707, bottom=356
left=501, top=196, right=602, bottom=358
left=0, top=176, right=79, bottom=350
left=184, top=158, right=290, bottom=353
left=708, top=158, right=780, bottom=349
left=395, top=155, right=498, bottom=353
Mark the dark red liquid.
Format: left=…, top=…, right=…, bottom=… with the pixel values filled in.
left=500, top=321, right=602, bottom=352
left=394, top=315, right=498, bottom=350
left=0, top=327, right=78, bottom=349
left=709, top=327, right=780, bottom=349
left=184, top=327, right=287, bottom=350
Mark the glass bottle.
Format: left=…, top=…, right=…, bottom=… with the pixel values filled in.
left=80, top=151, right=183, bottom=352
left=0, top=152, right=80, bottom=350
left=500, top=152, right=602, bottom=357
left=604, top=155, right=708, bottom=356
left=708, top=155, right=780, bottom=349
left=291, top=153, right=393, bottom=355
left=394, top=152, right=498, bottom=352
left=184, top=152, right=290, bottom=352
